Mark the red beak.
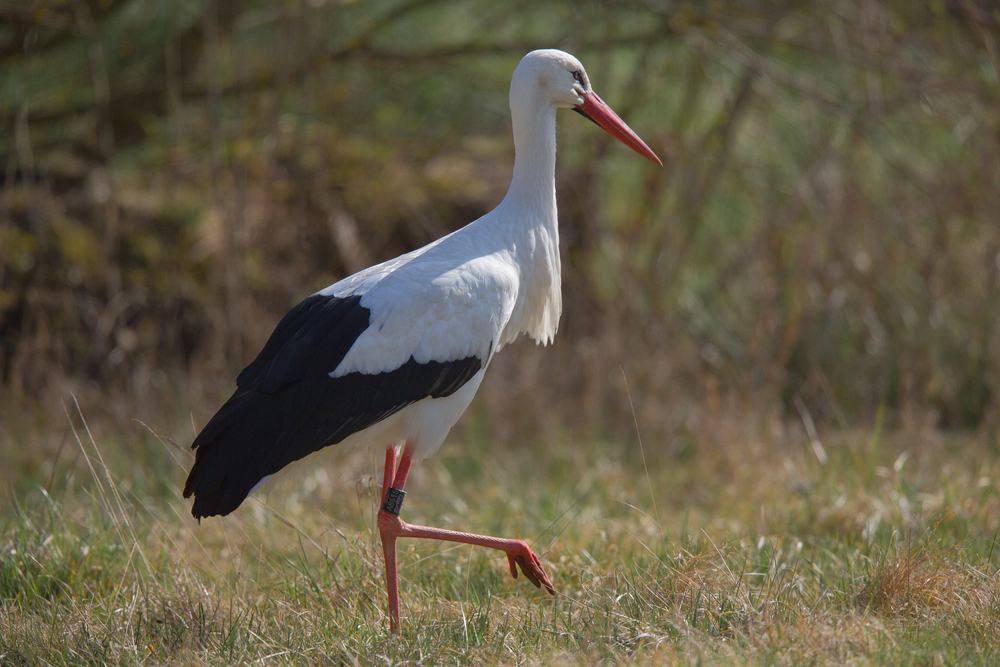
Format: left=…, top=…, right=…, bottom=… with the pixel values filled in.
left=574, top=91, right=662, bottom=166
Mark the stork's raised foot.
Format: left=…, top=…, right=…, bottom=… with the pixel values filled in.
left=509, top=546, right=556, bottom=594
left=378, top=509, right=556, bottom=593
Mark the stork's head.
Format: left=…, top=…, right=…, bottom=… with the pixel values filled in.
left=511, top=49, right=662, bottom=166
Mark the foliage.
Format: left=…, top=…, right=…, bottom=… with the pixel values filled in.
left=1, top=1, right=999, bottom=445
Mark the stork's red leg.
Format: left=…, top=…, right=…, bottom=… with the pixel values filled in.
left=377, top=443, right=554, bottom=634
left=378, top=445, right=407, bottom=633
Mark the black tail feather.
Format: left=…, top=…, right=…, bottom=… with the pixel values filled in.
left=183, top=388, right=279, bottom=518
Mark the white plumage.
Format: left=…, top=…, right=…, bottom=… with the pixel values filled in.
left=184, top=48, right=660, bottom=632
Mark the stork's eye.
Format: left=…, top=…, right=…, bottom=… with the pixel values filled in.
left=572, top=70, right=584, bottom=84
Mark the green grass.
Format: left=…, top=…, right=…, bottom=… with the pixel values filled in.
left=3, top=408, right=1000, bottom=665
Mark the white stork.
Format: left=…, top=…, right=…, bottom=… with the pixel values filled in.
left=183, top=48, right=661, bottom=632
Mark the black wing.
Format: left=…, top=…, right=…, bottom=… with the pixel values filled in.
left=183, top=293, right=483, bottom=518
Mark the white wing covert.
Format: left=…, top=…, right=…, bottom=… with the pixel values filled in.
left=327, top=249, right=519, bottom=378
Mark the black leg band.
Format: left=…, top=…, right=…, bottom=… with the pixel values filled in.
left=381, top=486, right=406, bottom=515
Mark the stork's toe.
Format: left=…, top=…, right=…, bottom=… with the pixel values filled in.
left=508, top=547, right=556, bottom=594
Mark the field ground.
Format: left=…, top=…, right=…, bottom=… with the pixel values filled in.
left=3, top=405, right=1000, bottom=665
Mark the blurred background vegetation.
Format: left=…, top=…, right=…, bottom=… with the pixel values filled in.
left=1, top=0, right=999, bottom=473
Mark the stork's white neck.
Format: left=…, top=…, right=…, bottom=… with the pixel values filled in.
left=502, top=103, right=557, bottom=212
left=490, top=100, right=562, bottom=347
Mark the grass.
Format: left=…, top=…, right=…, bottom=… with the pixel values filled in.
left=2, top=403, right=1000, bottom=665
